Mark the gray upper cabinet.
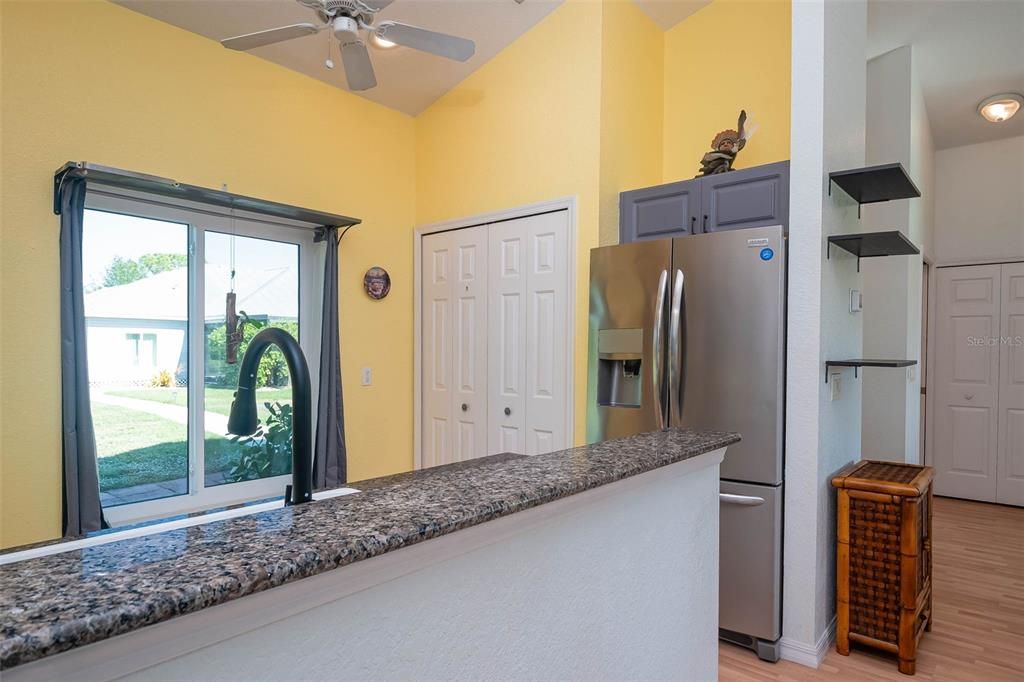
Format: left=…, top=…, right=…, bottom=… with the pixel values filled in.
left=619, top=180, right=699, bottom=243
left=620, top=161, right=789, bottom=243
left=699, top=161, right=789, bottom=234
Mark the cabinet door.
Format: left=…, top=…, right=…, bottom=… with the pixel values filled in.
left=619, top=180, right=699, bottom=243
left=698, top=161, right=789, bottom=234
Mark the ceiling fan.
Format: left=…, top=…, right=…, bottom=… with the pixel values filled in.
left=220, top=0, right=477, bottom=91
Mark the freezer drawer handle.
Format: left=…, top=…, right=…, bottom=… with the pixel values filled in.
left=720, top=493, right=766, bottom=506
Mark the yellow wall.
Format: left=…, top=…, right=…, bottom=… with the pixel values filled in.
left=599, top=1, right=664, bottom=247
left=662, top=0, right=791, bottom=182
left=416, top=0, right=604, bottom=448
left=0, top=0, right=417, bottom=548
left=1, top=0, right=791, bottom=549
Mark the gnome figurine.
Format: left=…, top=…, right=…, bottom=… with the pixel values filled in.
left=697, top=110, right=749, bottom=177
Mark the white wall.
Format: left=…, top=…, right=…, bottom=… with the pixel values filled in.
left=933, top=136, right=1024, bottom=264
left=783, top=0, right=866, bottom=664
left=860, top=45, right=935, bottom=465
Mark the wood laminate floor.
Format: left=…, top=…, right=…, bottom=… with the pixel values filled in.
left=719, top=496, right=1023, bottom=681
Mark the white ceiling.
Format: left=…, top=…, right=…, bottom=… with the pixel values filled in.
left=632, top=0, right=712, bottom=31
left=868, top=0, right=1024, bottom=150
left=114, top=0, right=563, bottom=116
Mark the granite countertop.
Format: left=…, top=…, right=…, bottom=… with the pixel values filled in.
left=0, top=428, right=739, bottom=669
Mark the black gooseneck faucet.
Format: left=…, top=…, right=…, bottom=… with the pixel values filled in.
left=227, top=327, right=313, bottom=506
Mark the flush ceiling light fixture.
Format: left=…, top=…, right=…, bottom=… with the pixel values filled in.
left=977, top=93, right=1022, bottom=123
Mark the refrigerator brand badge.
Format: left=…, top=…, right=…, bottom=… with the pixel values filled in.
left=746, top=238, right=770, bottom=248
left=760, top=247, right=775, bottom=261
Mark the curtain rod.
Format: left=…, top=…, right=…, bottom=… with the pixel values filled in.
left=53, top=162, right=361, bottom=230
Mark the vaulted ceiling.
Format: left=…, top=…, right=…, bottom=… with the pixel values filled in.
left=113, top=0, right=711, bottom=116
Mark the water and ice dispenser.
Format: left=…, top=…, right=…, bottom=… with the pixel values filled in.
left=595, top=328, right=643, bottom=408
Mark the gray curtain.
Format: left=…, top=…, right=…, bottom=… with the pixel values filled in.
left=312, top=226, right=347, bottom=488
left=59, top=177, right=106, bottom=536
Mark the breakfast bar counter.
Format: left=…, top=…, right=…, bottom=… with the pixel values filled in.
left=1, top=428, right=738, bottom=681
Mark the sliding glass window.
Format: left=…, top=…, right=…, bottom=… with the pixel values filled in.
left=82, top=190, right=318, bottom=526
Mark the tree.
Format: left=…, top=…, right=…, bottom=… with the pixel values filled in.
left=101, top=252, right=188, bottom=288
left=206, top=319, right=299, bottom=388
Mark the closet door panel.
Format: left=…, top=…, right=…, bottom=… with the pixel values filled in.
left=932, top=265, right=1000, bottom=502
left=450, top=228, right=489, bottom=462
left=421, top=234, right=453, bottom=468
left=488, top=226, right=527, bottom=455
left=997, top=262, right=1024, bottom=506
left=524, top=214, right=569, bottom=455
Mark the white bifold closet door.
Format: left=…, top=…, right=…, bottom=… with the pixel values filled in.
left=997, top=262, right=1024, bottom=506
left=421, top=211, right=570, bottom=467
left=932, top=262, right=1024, bottom=506
left=487, top=212, right=569, bottom=456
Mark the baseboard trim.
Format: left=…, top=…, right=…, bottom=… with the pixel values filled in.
left=779, top=616, right=836, bottom=669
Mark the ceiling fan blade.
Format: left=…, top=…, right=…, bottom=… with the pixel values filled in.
left=363, top=0, right=395, bottom=10
left=341, top=41, right=378, bottom=91
left=376, top=21, right=475, bottom=62
left=221, top=23, right=322, bottom=51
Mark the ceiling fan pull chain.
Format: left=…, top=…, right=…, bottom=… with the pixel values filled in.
left=325, top=32, right=335, bottom=69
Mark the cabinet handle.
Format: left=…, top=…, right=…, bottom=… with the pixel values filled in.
left=690, top=216, right=696, bottom=233
left=504, top=407, right=512, bottom=416
left=702, top=215, right=709, bottom=233
left=461, top=403, right=469, bottom=412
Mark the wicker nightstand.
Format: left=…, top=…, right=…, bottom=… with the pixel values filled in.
left=832, top=460, right=934, bottom=675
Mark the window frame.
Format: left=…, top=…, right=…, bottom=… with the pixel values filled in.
left=84, top=187, right=321, bottom=527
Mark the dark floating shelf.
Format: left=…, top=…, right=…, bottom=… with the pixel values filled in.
left=828, top=162, right=921, bottom=217
left=827, top=230, right=920, bottom=271
left=825, top=359, right=917, bottom=383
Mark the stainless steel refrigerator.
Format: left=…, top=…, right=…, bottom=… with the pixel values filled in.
left=587, top=225, right=785, bottom=662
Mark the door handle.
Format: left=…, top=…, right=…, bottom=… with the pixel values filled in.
left=652, top=270, right=669, bottom=430
left=461, top=403, right=469, bottom=412
left=702, top=215, right=709, bottom=233
left=690, top=216, right=697, bottom=233
left=669, top=269, right=684, bottom=426
left=504, top=407, right=511, bottom=416
left=720, top=493, right=766, bottom=506
left=965, top=393, right=974, bottom=401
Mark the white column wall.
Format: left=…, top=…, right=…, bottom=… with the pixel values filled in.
left=783, top=0, right=867, bottom=665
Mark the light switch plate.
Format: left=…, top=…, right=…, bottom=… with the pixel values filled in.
left=850, top=289, right=863, bottom=313
left=361, top=367, right=372, bottom=386
left=830, top=374, right=841, bottom=401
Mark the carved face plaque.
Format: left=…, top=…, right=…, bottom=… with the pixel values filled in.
left=363, top=266, right=391, bottom=300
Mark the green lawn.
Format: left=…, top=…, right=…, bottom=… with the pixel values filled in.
left=108, top=386, right=291, bottom=416
left=93, top=403, right=245, bottom=492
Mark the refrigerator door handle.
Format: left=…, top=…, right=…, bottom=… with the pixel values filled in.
left=668, top=268, right=684, bottom=426
left=652, top=269, right=669, bottom=429
left=720, top=493, right=766, bottom=506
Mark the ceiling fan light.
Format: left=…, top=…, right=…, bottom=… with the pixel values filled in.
left=977, top=93, right=1022, bottom=123
left=371, top=32, right=397, bottom=49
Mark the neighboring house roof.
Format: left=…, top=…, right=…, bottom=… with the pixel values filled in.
left=84, top=265, right=298, bottom=322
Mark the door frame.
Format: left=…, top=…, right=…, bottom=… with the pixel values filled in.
left=924, top=257, right=1024, bottom=474
left=413, top=197, right=578, bottom=470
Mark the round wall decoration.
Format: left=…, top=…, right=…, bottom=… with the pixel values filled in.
left=363, top=266, right=391, bottom=300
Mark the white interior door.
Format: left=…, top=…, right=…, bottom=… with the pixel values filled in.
left=421, top=228, right=489, bottom=467
left=933, top=264, right=1001, bottom=502
left=487, top=212, right=570, bottom=456
left=997, top=262, right=1024, bottom=506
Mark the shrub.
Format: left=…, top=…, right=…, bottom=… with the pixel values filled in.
left=150, top=369, right=174, bottom=388
left=206, top=319, right=298, bottom=388
left=226, top=401, right=293, bottom=483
